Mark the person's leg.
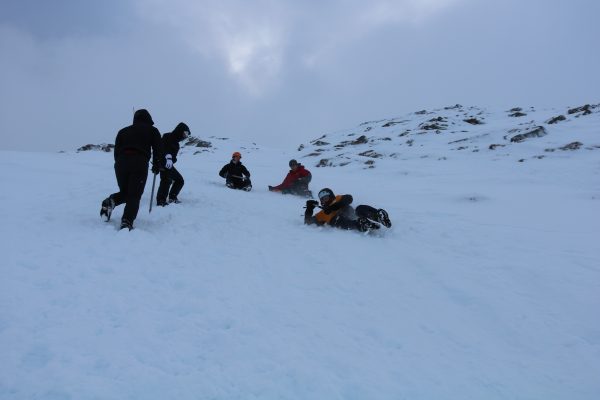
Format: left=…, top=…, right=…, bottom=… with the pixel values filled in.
left=356, top=205, right=391, bottom=228
left=111, top=161, right=128, bottom=206
left=156, top=169, right=172, bottom=205
left=168, top=167, right=184, bottom=201
left=121, top=158, right=148, bottom=225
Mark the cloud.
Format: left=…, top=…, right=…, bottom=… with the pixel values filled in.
left=134, top=0, right=463, bottom=95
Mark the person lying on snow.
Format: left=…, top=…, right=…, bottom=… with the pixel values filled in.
left=268, top=159, right=313, bottom=197
left=219, top=151, right=252, bottom=191
left=304, top=188, right=392, bottom=232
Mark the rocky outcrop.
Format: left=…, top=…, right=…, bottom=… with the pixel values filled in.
left=510, top=126, right=547, bottom=143
left=77, top=144, right=114, bottom=152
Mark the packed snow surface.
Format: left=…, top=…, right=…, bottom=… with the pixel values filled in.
left=1, top=106, right=599, bottom=399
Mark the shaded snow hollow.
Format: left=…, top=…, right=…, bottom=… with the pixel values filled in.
left=1, top=105, right=599, bottom=399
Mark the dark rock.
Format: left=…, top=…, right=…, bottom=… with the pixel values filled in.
left=305, top=152, right=321, bottom=157
left=364, top=127, right=372, bottom=132
left=547, top=115, right=566, bottom=124
left=312, top=140, right=330, bottom=146
left=415, top=110, right=428, bottom=115
left=464, top=117, right=483, bottom=125
left=358, top=150, right=382, bottom=158
left=567, top=104, right=591, bottom=115
left=185, top=137, right=212, bottom=148
left=509, top=112, right=527, bottom=117
left=419, top=117, right=448, bottom=131
left=509, top=107, right=523, bottom=112
left=298, top=144, right=305, bottom=151
left=510, top=126, right=547, bottom=143
left=351, top=135, right=369, bottom=145
left=382, top=121, right=404, bottom=128
left=444, top=104, right=462, bottom=110
left=316, top=159, right=331, bottom=167
left=559, top=141, right=583, bottom=151
left=489, top=144, right=506, bottom=150
left=77, top=143, right=114, bottom=152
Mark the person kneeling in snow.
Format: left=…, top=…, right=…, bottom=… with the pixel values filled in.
left=268, top=159, right=313, bottom=198
left=156, top=122, right=190, bottom=206
left=219, top=151, right=252, bottom=191
left=304, top=188, right=392, bottom=232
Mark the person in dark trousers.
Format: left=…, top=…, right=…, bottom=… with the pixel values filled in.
left=268, top=159, right=313, bottom=197
left=156, top=122, right=190, bottom=206
left=304, top=188, right=392, bottom=232
left=100, top=109, right=164, bottom=230
left=219, top=151, right=252, bottom=191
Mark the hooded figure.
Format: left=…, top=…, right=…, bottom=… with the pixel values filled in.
left=156, top=122, right=190, bottom=206
left=100, top=109, right=165, bottom=230
left=268, top=159, right=313, bottom=197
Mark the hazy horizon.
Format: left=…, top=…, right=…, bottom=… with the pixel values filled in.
left=1, top=0, right=599, bottom=151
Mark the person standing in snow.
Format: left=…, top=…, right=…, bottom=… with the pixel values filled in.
left=100, top=109, right=165, bottom=230
left=304, top=188, right=392, bottom=232
left=156, top=122, right=190, bottom=206
left=219, top=151, right=252, bottom=191
left=268, top=159, right=313, bottom=197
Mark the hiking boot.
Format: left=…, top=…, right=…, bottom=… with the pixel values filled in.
left=376, top=209, right=392, bottom=228
left=357, top=217, right=380, bottom=232
left=157, top=199, right=169, bottom=207
left=100, top=197, right=115, bottom=222
left=168, top=197, right=181, bottom=204
left=242, top=185, right=252, bottom=192
left=119, top=219, right=133, bottom=231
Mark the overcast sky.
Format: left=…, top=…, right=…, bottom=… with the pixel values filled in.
left=1, top=0, right=598, bottom=151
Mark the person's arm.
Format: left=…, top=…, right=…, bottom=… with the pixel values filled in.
left=295, top=170, right=311, bottom=185
left=304, top=200, right=319, bottom=225
left=242, top=165, right=250, bottom=178
left=323, top=195, right=353, bottom=214
left=151, top=128, right=164, bottom=173
left=219, top=164, right=228, bottom=178
left=272, top=172, right=294, bottom=190
left=113, top=131, right=122, bottom=161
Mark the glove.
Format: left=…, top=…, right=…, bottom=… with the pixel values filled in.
left=268, top=185, right=274, bottom=191
left=306, top=200, right=318, bottom=210
left=165, top=154, right=173, bottom=169
left=151, top=164, right=160, bottom=174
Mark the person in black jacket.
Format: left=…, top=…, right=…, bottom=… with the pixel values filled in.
left=304, top=188, right=392, bottom=232
left=100, top=109, right=164, bottom=230
left=219, top=151, right=252, bottom=191
left=156, top=122, right=190, bottom=206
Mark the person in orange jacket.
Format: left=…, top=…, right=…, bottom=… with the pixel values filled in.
left=269, top=159, right=313, bottom=197
left=304, top=188, right=392, bottom=232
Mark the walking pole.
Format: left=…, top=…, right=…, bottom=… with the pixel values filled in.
left=149, top=171, right=157, bottom=213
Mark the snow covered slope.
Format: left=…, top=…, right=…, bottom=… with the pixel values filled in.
left=297, top=103, right=600, bottom=168
left=1, top=106, right=599, bottom=399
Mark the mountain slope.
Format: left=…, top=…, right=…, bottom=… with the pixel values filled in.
left=1, top=108, right=599, bottom=399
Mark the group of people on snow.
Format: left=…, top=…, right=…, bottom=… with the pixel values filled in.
left=100, top=109, right=392, bottom=233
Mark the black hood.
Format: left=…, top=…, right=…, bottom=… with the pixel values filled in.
left=133, top=109, right=154, bottom=125
left=173, top=122, right=190, bottom=140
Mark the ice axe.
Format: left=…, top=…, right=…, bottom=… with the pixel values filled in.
left=149, top=170, right=157, bottom=213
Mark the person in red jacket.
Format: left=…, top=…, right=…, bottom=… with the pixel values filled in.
left=268, top=159, right=313, bottom=198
